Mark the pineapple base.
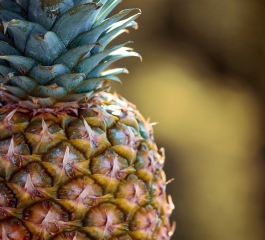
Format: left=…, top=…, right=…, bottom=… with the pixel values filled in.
left=0, top=92, right=174, bottom=240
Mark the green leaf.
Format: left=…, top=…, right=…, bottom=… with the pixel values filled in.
left=98, top=74, right=121, bottom=82
left=0, top=9, right=25, bottom=22
left=48, top=73, right=85, bottom=90
left=0, top=31, right=13, bottom=45
left=0, top=59, right=8, bottom=66
left=105, top=17, right=139, bottom=34
left=0, top=91, right=21, bottom=102
left=28, top=0, right=74, bottom=30
left=32, top=85, right=68, bottom=98
left=60, top=92, right=92, bottom=102
left=93, top=0, right=121, bottom=27
left=7, top=19, right=46, bottom=52
left=69, top=8, right=136, bottom=47
left=10, top=76, right=37, bottom=92
left=73, top=78, right=103, bottom=93
left=0, top=41, right=21, bottom=55
left=29, top=64, right=71, bottom=85
left=73, top=0, right=92, bottom=3
left=54, top=44, right=96, bottom=68
left=14, top=0, right=28, bottom=11
left=94, top=29, right=127, bottom=55
left=73, top=76, right=121, bottom=93
left=33, top=97, right=56, bottom=108
left=52, top=3, right=102, bottom=45
left=88, top=50, right=141, bottom=78
left=100, top=47, right=141, bottom=62
left=75, top=42, right=130, bottom=76
left=98, top=0, right=108, bottom=5
left=0, top=65, right=17, bottom=77
left=91, top=12, right=140, bottom=54
left=0, top=1, right=26, bottom=17
left=101, top=68, right=128, bottom=77
left=0, top=55, right=37, bottom=74
left=4, top=85, right=28, bottom=99
left=25, top=31, right=67, bottom=65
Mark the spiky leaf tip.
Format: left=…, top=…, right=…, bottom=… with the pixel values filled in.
left=0, top=0, right=141, bottom=109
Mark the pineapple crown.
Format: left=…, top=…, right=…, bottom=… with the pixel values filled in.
left=0, top=0, right=141, bottom=109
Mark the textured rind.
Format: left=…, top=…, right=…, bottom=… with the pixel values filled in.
left=0, top=92, right=174, bottom=240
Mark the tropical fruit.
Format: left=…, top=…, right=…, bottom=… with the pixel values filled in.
left=0, top=0, right=175, bottom=239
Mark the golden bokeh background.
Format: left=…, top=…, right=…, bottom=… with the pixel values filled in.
left=112, top=1, right=265, bottom=239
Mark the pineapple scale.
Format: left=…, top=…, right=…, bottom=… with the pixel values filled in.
left=0, top=92, right=175, bottom=240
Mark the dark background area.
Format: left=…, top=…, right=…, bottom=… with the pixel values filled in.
left=111, top=1, right=265, bottom=239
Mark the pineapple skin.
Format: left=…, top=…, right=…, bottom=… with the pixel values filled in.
left=0, top=91, right=174, bottom=240
left=0, top=0, right=175, bottom=239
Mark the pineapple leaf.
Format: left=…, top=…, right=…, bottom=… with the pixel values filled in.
left=48, top=73, right=85, bottom=90
left=0, top=9, right=25, bottom=22
left=101, top=68, right=129, bottom=77
left=0, top=31, right=13, bottom=45
left=0, top=59, right=8, bottom=66
left=73, top=0, right=93, bottom=4
left=73, top=78, right=105, bottom=93
left=54, top=44, right=97, bottom=69
left=32, top=85, right=68, bottom=98
left=0, top=65, right=17, bottom=77
left=0, top=41, right=21, bottom=55
left=4, top=85, right=28, bottom=99
left=0, top=55, right=37, bottom=74
left=91, top=13, right=140, bottom=54
left=98, top=74, right=122, bottom=82
left=98, top=0, right=108, bottom=4
left=0, top=0, right=26, bottom=17
left=28, top=0, right=74, bottom=30
left=100, top=47, right=141, bottom=62
left=52, top=3, right=102, bottom=46
left=73, top=74, right=122, bottom=94
left=75, top=42, right=131, bottom=76
left=0, top=91, right=21, bottom=102
left=29, top=64, right=71, bottom=85
left=93, top=29, right=127, bottom=54
left=14, top=0, right=28, bottom=11
left=60, top=92, right=92, bottom=102
left=106, top=18, right=139, bottom=33
left=36, top=97, right=56, bottom=107
left=7, top=19, right=46, bottom=52
left=88, top=50, right=141, bottom=78
left=69, top=8, right=137, bottom=48
left=25, top=31, right=67, bottom=65
left=0, top=0, right=142, bottom=107
left=93, top=0, right=121, bottom=27
left=10, top=76, right=37, bottom=92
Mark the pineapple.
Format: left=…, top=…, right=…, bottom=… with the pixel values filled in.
left=0, top=0, right=175, bottom=239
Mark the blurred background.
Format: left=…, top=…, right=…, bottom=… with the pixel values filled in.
left=112, top=1, right=265, bottom=239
